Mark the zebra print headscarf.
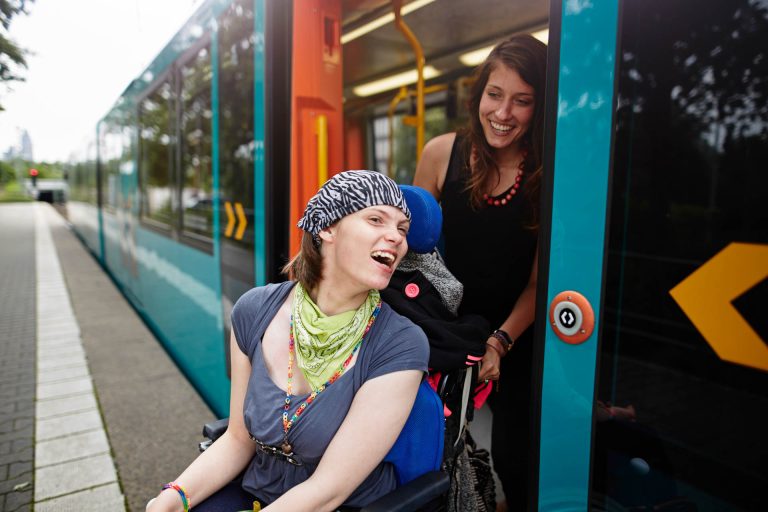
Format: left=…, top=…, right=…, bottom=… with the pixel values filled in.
left=298, top=170, right=411, bottom=240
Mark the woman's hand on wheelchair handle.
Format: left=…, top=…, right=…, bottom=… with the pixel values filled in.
left=477, top=340, right=501, bottom=382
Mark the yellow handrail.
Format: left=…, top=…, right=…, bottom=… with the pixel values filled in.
left=316, top=114, right=328, bottom=185
left=393, top=0, right=425, bottom=161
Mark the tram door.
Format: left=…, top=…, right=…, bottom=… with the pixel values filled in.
left=537, top=1, right=767, bottom=510
left=216, top=0, right=292, bottom=372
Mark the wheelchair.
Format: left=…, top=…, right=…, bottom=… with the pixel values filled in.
left=196, top=185, right=486, bottom=511
left=198, top=373, right=467, bottom=511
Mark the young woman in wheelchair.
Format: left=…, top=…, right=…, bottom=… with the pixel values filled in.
left=147, top=171, right=429, bottom=511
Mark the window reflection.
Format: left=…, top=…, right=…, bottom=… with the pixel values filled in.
left=594, top=1, right=768, bottom=510
left=218, top=0, right=255, bottom=250
left=179, top=45, right=213, bottom=241
left=139, top=80, right=175, bottom=228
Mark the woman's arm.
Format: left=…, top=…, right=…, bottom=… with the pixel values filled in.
left=147, top=333, right=258, bottom=511
left=413, top=132, right=456, bottom=199
left=478, top=245, right=538, bottom=382
left=263, top=369, right=423, bottom=512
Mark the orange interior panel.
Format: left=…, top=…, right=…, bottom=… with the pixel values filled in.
left=289, top=0, right=344, bottom=257
left=344, top=115, right=366, bottom=171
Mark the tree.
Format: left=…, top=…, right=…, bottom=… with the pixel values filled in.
left=0, top=0, right=34, bottom=111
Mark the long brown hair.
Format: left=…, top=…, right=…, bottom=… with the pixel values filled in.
left=282, top=231, right=323, bottom=290
left=461, top=34, right=547, bottom=225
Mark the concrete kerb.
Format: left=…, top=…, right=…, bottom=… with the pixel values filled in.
left=34, top=204, right=126, bottom=511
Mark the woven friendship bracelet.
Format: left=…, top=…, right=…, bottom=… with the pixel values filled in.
left=162, top=482, right=190, bottom=512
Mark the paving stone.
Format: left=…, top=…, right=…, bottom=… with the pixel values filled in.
left=0, top=204, right=36, bottom=512
left=0, top=447, right=32, bottom=467
left=9, top=460, right=32, bottom=479
left=34, top=453, right=117, bottom=502
left=38, top=353, right=87, bottom=371
left=37, top=364, right=90, bottom=384
left=35, top=389, right=97, bottom=419
left=36, top=377, right=93, bottom=400
left=36, top=409, right=104, bottom=441
left=37, top=345, right=86, bottom=361
left=4, top=488, right=33, bottom=511
left=34, top=482, right=125, bottom=512
left=36, top=430, right=110, bottom=468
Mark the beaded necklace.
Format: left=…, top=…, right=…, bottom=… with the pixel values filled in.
left=472, top=146, right=528, bottom=206
left=280, top=300, right=382, bottom=455
left=480, top=148, right=528, bottom=207
left=483, top=170, right=523, bottom=206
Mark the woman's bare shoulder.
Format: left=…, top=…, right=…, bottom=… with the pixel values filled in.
left=423, top=132, right=457, bottom=156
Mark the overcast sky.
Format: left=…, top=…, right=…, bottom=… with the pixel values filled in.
left=1, top=0, right=203, bottom=162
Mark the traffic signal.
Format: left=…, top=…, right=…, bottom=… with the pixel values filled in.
left=29, top=168, right=38, bottom=187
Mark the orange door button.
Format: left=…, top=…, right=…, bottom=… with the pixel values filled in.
left=549, top=291, right=595, bottom=344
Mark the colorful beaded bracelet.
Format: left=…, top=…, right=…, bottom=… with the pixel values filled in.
left=162, top=482, right=190, bottom=512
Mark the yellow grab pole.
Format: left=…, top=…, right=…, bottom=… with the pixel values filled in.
left=393, top=0, right=425, bottom=161
left=316, top=114, right=328, bottom=185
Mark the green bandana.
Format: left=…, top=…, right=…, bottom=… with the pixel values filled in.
left=292, top=283, right=380, bottom=391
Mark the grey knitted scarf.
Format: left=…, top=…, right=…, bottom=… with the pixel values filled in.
left=397, top=250, right=463, bottom=315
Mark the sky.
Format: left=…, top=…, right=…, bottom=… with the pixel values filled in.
left=0, top=0, right=204, bottom=162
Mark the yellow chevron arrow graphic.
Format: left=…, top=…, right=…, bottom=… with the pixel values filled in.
left=224, top=201, right=235, bottom=238
left=670, top=242, right=768, bottom=372
left=234, top=202, right=248, bottom=241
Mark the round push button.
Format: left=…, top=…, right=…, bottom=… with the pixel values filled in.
left=549, top=291, right=594, bottom=344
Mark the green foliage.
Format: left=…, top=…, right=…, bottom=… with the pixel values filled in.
left=0, top=157, right=64, bottom=184
left=0, top=0, right=34, bottom=111
left=0, top=180, right=32, bottom=202
left=30, top=160, right=63, bottom=179
left=0, top=158, right=15, bottom=183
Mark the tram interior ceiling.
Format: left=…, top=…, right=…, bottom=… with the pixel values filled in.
left=339, top=0, right=547, bottom=182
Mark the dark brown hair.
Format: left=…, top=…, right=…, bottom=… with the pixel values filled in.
left=282, top=231, right=323, bottom=290
left=461, top=34, right=547, bottom=225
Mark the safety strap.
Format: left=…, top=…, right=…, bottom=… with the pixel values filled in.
left=454, top=368, right=473, bottom=447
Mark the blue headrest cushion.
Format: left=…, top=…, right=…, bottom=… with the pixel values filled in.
left=399, top=185, right=442, bottom=253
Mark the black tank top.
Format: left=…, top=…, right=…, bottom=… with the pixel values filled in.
left=440, top=135, right=538, bottom=329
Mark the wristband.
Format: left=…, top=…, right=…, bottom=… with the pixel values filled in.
left=486, top=341, right=505, bottom=357
left=162, top=482, right=190, bottom=512
left=491, top=329, right=514, bottom=351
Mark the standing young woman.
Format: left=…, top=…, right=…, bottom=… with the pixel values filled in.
left=147, top=171, right=429, bottom=511
left=413, top=34, right=546, bottom=511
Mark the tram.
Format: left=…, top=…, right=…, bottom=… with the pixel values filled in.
left=66, top=0, right=767, bottom=509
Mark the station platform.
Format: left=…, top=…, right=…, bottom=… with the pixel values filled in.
left=0, top=203, right=214, bottom=512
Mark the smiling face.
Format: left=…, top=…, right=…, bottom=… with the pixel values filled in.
left=478, top=64, right=535, bottom=152
left=320, top=205, right=409, bottom=293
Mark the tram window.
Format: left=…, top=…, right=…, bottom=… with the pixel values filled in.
left=85, top=142, right=98, bottom=206
left=139, top=79, right=176, bottom=230
left=371, top=117, right=389, bottom=178
left=179, top=45, right=214, bottom=245
left=218, top=0, right=255, bottom=251
left=371, top=102, right=456, bottom=184
left=99, top=122, right=124, bottom=213
left=593, top=1, right=768, bottom=510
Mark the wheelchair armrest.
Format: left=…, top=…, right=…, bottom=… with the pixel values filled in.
left=359, top=470, right=450, bottom=512
left=199, top=418, right=230, bottom=452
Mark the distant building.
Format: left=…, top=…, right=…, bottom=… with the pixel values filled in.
left=19, top=130, right=34, bottom=161
left=2, top=129, right=34, bottom=161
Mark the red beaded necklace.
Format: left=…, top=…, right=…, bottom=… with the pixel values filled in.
left=483, top=171, right=523, bottom=206
left=480, top=148, right=528, bottom=207
left=280, top=300, right=382, bottom=455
